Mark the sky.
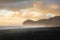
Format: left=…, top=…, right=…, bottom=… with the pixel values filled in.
left=0, top=0, right=59, bottom=17
left=0, top=0, right=60, bottom=10
left=0, top=0, right=60, bottom=26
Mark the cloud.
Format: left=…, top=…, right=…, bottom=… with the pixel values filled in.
left=0, top=0, right=29, bottom=3
left=0, top=0, right=33, bottom=10
left=0, top=0, right=60, bottom=10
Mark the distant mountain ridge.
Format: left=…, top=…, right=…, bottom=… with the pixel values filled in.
left=23, top=16, right=60, bottom=26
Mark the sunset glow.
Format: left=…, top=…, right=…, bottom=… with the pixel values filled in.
left=0, top=1, right=59, bottom=26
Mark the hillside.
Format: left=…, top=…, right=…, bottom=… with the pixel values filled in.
left=23, top=16, right=60, bottom=26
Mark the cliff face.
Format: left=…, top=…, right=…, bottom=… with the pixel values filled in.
left=23, top=16, right=60, bottom=26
